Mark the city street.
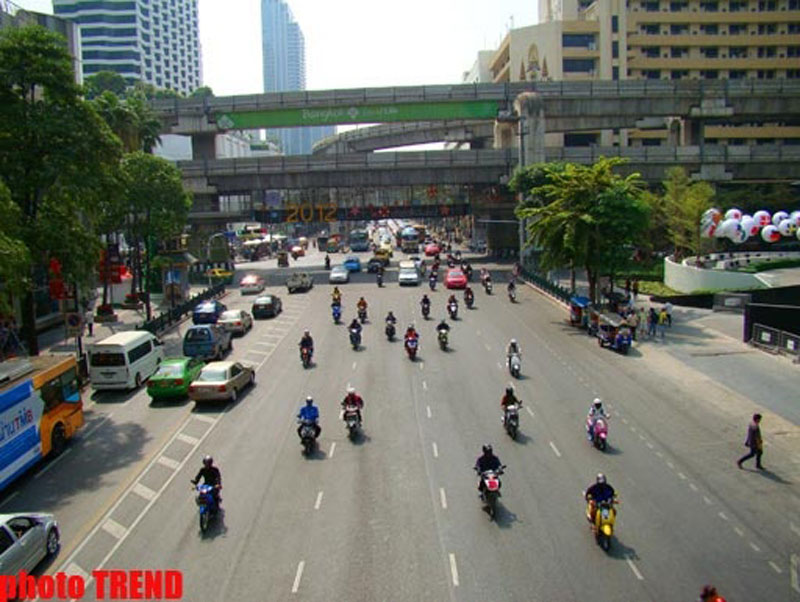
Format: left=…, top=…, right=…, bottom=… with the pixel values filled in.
left=2, top=248, right=799, bottom=601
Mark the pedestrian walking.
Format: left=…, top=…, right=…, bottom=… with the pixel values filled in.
left=85, top=309, right=94, bottom=337
left=647, top=307, right=658, bottom=338
left=737, top=413, right=764, bottom=470
left=627, top=308, right=639, bottom=341
left=657, top=307, right=668, bottom=340
left=665, top=301, right=673, bottom=327
left=625, top=278, right=631, bottom=297
left=632, top=279, right=639, bottom=301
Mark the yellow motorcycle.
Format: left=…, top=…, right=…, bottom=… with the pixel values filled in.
left=586, top=496, right=618, bottom=552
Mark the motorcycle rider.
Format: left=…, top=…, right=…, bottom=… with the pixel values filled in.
left=501, top=386, right=520, bottom=425
left=436, top=318, right=450, bottom=334
left=474, top=444, right=503, bottom=492
left=324, top=254, right=331, bottom=270
left=447, top=294, right=458, bottom=315
left=191, top=455, right=222, bottom=507
left=298, top=329, right=314, bottom=362
left=507, top=278, right=517, bottom=297
left=349, top=318, right=363, bottom=337
left=585, top=473, right=616, bottom=524
left=385, top=311, right=397, bottom=325
left=341, top=385, right=364, bottom=425
left=297, top=396, right=321, bottom=440
left=506, top=338, right=521, bottom=364
left=331, top=287, right=342, bottom=305
left=357, top=296, right=368, bottom=317
left=404, top=324, right=419, bottom=347
left=429, top=272, right=437, bottom=289
left=464, top=286, right=474, bottom=305
left=587, top=398, right=608, bottom=440
left=420, top=294, right=431, bottom=316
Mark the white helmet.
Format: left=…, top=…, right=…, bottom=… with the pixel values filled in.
left=510, top=339, right=517, bottom=345
left=593, top=398, right=603, bottom=408
left=347, top=385, right=355, bottom=394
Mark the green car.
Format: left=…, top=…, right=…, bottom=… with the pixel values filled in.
left=146, top=357, right=204, bottom=400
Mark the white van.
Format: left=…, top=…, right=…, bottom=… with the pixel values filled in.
left=88, top=331, right=165, bottom=391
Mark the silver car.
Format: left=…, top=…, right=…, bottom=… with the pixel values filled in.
left=218, top=309, right=254, bottom=335
left=0, top=513, right=59, bottom=574
left=188, top=361, right=255, bottom=402
left=329, top=265, right=350, bottom=284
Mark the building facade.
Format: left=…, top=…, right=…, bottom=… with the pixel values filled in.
left=261, top=0, right=334, bottom=155
left=493, top=0, right=800, bottom=147
left=53, top=0, right=201, bottom=96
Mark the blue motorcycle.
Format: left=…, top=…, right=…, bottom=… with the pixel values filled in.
left=194, top=483, right=219, bottom=533
left=332, top=303, right=342, bottom=324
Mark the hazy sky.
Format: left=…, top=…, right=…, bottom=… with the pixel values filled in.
left=16, top=0, right=539, bottom=95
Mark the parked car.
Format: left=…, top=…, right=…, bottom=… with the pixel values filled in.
left=146, top=357, right=204, bottom=400
left=182, top=324, right=232, bottom=361
left=188, top=361, right=255, bottom=403
left=239, top=274, right=265, bottom=295
left=329, top=265, right=350, bottom=283
left=252, top=295, right=282, bottom=318
left=286, top=272, right=313, bottom=294
left=445, top=268, right=468, bottom=289
left=424, top=243, right=440, bottom=257
left=343, top=256, right=362, bottom=272
left=192, top=300, right=227, bottom=325
left=218, top=309, right=254, bottom=335
left=0, top=513, right=60, bottom=574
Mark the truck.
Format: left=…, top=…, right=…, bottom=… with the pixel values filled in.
left=400, top=226, right=420, bottom=253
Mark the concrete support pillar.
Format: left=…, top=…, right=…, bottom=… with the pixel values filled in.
left=683, top=119, right=704, bottom=147
left=667, top=118, right=681, bottom=146
left=493, top=121, right=515, bottom=149
left=191, top=132, right=216, bottom=161
left=513, top=92, right=545, bottom=166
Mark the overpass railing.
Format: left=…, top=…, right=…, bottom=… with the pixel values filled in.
left=545, top=145, right=800, bottom=164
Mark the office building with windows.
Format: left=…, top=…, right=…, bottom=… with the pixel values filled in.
left=53, top=0, right=201, bottom=95
left=492, top=0, right=800, bottom=147
left=261, top=0, right=334, bottom=155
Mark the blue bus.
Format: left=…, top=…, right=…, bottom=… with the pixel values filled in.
left=349, top=229, right=371, bottom=252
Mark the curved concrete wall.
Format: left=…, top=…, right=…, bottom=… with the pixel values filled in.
left=664, top=256, right=767, bottom=293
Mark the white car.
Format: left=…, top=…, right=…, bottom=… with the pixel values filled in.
left=398, top=267, right=421, bottom=286
left=0, top=513, right=60, bottom=574
left=329, top=265, right=350, bottom=284
left=217, top=309, right=254, bottom=335
left=239, top=274, right=265, bottom=295
left=408, top=255, right=426, bottom=274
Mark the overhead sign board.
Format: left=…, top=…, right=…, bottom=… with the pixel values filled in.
left=215, top=100, right=500, bottom=130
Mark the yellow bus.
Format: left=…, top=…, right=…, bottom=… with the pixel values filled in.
left=0, top=355, right=84, bottom=490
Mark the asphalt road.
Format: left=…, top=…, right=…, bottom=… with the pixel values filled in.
left=5, top=247, right=800, bottom=601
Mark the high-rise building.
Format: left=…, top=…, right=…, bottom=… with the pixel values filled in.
left=493, top=0, right=800, bottom=147
left=261, top=0, right=334, bottom=155
left=52, top=0, right=201, bottom=96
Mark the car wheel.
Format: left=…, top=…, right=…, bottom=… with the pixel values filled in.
left=249, top=372, right=255, bottom=387
left=135, top=373, right=142, bottom=388
left=46, top=527, right=60, bottom=556
left=230, top=387, right=238, bottom=402
left=228, top=339, right=233, bottom=352
left=51, top=424, right=67, bottom=456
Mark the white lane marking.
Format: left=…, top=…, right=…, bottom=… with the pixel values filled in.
left=638, top=434, right=646, bottom=441
left=734, top=526, right=744, bottom=537
left=549, top=441, right=562, bottom=458
left=328, top=442, right=336, bottom=459
left=718, top=511, right=729, bottom=521
left=703, top=496, right=713, bottom=505
left=432, top=442, right=439, bottom=458
left=793, top=554, right=800, bottom=594
left=426, top=406, right=432, bottom=419
left=245, top=349, right=270, bottom=355
left=526, top=407, right=535, bottom=418
left=497, top=362, right=502, bottom=370
left=677, top=472, right=687, bottom=480
left=0, top=491, right=20, bottom=509
left=102, top=518, right=128, bottom=540
left=626, top=558, right=645, bottom=581
left=254, top=341, right=275, bottom=347
left=65, top=562, right=88, bottom=579
left=666, top=461, right=675, bottom=469
left=476, top=330, right=481, bottom=336
left=688, top=483, right=698, bottom=492
left=157, top=455, right=180, bottom=470
left=132, top=482, right=156, bottom=501
left=646, top=442, right=654, bottom=449
left=177, top=433, right=200, bottom=446
left=193, top=414, right=216, bottom=424
left=449, top=553, right=460, bottom=586
left=34, top=448, right=73, bottom=479
left=749, top=542, right=761, bottom=553
left=419, top=362, right=424, bottom=371
left=314, top=491, right=323, bottom=510
left=82, top=414, right=112, bottom=440
left=440, top=488, right=448, bottom=509
left=630, top=426, right=637, bottom=433
left=769, top=561, right=782, bottom=574
left=422, top=381, right=428, bottom=391
left=291, top=560, right=305, bottom=594
left=352, top=361, right=357, bottom=370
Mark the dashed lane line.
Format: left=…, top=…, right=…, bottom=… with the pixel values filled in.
left=526, top=407, right=535, bottom=418
left=790, top=522, right=800, bottom=538
left=703, top=496, right=713, bottom=506
left=426, top=406, right=432, bottom=419
left=328, top=442, right=336, bottom=459
left=81, top=414, right=112, bottom=440
left=422, top=381, right=427, bottom=391
left=432, top=442, right=439, bottom=458
left=718, top=511, right=729, bottom=521
left=440, top=488, right=447, bottom=510
left=176, top=433, right=200, bottom=446
left=101, top=518, right=127, bottom=540
left=132, top=482, right=156, bottom=501
left=793, top=554, right=800, bottom=594
left=626, top=558, right=645, bottom=581
left=734, top=526, right=744, bottom=537
left=352, top=361, right=357, bottom=371
left=749, top=542, right=761, bottom=553
left=689, top=483, right=698, bottom=492
left=291, top=560, right=305, bottom=594
left=769, top=561, right=782, bottom=574
left=0, top=491, right=19, bottom=510
left=449, top=553, right=460, bottom=587
left=157, top=455, right=180, bottom=470
left=314, top=491, right=323, bottom=510
left=549, top=441, right=562, bottom=458
left=33, top=449, right=73, bottom=479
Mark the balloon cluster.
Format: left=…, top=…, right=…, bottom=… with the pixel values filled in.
left=700, top=208, right=800, bottom=243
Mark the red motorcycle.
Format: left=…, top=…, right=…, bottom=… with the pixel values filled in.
left=405, top=336, right=419, bottom=360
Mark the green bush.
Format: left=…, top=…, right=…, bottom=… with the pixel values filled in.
left=738, top=259, right=800, bottom=273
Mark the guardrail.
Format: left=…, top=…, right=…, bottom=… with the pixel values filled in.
left=520, top=269, right=572, bottom=305
left=137, top=283, right=226, bottom=336
left=750, top=323, right=800, bottom=362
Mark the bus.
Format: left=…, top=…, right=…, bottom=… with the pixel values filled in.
left=0, top=355, right=84, bottom=490
left=348, top=229, right=371, bottom=252
left=410, top=223, right=427, bottom=242
left=400, top=226, right=420, bottom=253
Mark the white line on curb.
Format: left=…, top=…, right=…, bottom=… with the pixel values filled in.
left=0, top=491, right=19, bottom=509
left=422, top=381, right=427, bottom=391
left=292, top=560, right=305, bottom=593
left=34, top=449, right=73, bottom=479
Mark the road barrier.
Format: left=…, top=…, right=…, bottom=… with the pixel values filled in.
left=137, top=283, right=226, bottom=336
left=749, top=323, right=800, bottom=362
left=520, top=269, right=572, bottom=305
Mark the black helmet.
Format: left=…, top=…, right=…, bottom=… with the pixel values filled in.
left=505, top=386, right=513, bottom=395
left=482, top=444, right=493, bottom=455
left=203, top=455, right=213, bottom=467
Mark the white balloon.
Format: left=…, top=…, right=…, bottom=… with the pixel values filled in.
left=772, top=211, right=789, bottom=225
left=779, top=218, right=797, bottom=237
left=727, top=222, right=748, bottom=244
left=761, top=225, right=781, bottom=243
left=724, top=208, right=743, bottom=221
left=719, top=218, right=739, bottom=236
left=753, top=210, right=772, bottom=227
left=740, top=216, right=759, bottom=237
left=790, top=211, right=800, bottom=228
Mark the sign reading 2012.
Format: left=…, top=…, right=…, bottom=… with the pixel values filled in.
left=285, top=203, right=337, bottom=223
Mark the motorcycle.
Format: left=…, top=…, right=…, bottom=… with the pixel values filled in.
left=342, top=404, right=361, bottom=440
left=484, top=280, right=493, bottom=295
left=476, top=466, right=505, bottom=520
left=332, top=303, right=342, bottom=324
left=509, top=287, right=517, bottom=303
left=385, top=321, right=396, bottom=341
left=405, top=337, right=418, bottom=360
left=503, top=402, right=521, bottom=440
left=429, top=276, right=437, bottom=291
left=377, top=272, right=383, bottom=287
left=586, top=497, right=617, bottom=552
left=587, top=416, right=609, bottom=451
left=358, top=307, right=368, bottom=324
left=508, top=353, right=521, bottom=379
left=349, top=328, right=361, bottom=350
left=437, top=329, right=449, bottom=350
left=194, top=483, right=219, bottom=533
left=448, top=302, right=458, bottom=320
left=465, top=293, right=474, bottom=309
left=300, top=347, right=312, bottom=369
left=298, top=419, right=318, bottom=456
left=421, top=303, right=431, bottom=320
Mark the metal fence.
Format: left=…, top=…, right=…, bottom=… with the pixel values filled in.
left=137, top=283, right=226, bottom=336
left=520, top=269, right=572, bottom=305
left=750, top=323, right=800, bottom=362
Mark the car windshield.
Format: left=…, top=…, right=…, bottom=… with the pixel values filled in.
left=241, top=276, right=258, bottom=284
left=346, top=257, right=357, bottom=262
left=186, top=328, right=211, bottom=342
left=156, top=363, right=185, bottom=377
left=256, top=296, right=273, bottom=305
left=449, top=270, right=464, bottom=277
left=220, top=311, right=240, bottom=320
left=333, top=266, right=347, bottom=272
left=196, top=303, right=215, bottom=313
left=197, top=367, right=228, bottom=381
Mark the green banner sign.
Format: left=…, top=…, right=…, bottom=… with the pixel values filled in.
left=215, top=99, right=499, bottom=129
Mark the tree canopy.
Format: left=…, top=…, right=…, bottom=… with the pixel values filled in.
left=661, top=167, right=715, bottom=261
left=83, top=70, right=128, bottom=99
